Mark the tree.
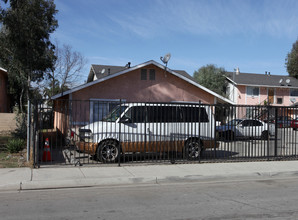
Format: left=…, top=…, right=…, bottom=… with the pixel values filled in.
left=286, top=38, right=298, bottom=78
left=43, top=78, right=69, bottom=99
left=193, top=64, right=227, bottom=97
left=48, top=41, right=87, bottom=97
left=0, top=0, right=58, bottom=111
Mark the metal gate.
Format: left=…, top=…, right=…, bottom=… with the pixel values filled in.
left=32, top=100, right=298, bottom=167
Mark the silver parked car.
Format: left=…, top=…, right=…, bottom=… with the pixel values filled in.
left=216, top=119, right=275, bottom=140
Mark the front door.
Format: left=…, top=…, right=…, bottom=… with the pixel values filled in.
left=268, top=88, right=274, bottom=104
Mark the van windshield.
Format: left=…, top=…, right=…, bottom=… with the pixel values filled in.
left=102, top=105, right=128, bottom=122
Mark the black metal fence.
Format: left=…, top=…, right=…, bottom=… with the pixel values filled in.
left=32, top=100, right=298, bottom=167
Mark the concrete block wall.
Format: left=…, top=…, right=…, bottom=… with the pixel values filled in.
left=0, top=113, right=17, bottom=132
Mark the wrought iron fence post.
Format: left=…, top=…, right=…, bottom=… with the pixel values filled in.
left=198, top=101, right=201, bottom=162
left=267, top=105, right=270, bottom=161
left=37, top=101, right=42, bottom=168
left=274, top=107, right=278, bottom=157
left=32, top=101, right=37, bottom=167
left=118, top=99, right=122, bottom=167
left=213, top=104, right=217, bottom=159
left=27, top=99, right=31, bottom=162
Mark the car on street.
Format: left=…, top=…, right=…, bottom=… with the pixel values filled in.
left=276, top=116, right=293, bottom=128
left=291, top=118, right=298, bottom=130
left=216, top=118, right=275, bottom=140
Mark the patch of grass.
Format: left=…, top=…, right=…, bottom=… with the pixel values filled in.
left=0, top=151, right=20, bottom=168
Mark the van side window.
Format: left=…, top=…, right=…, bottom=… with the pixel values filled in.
left=166, top=106, right=181, bottom=122
left=125, top=106, right=146, bottom=123
left=180, top=107, right=209, bottom=122
left=125, top=105, right=208, bottom=123
left=147, top=106, right=181, bottom=122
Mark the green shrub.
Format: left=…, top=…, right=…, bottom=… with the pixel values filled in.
left=6, top=139, right=25, bottom=153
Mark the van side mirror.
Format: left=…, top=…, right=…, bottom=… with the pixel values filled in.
left=120, top=116, right=131, bottom=123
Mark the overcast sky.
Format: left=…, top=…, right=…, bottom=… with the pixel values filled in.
left=53, top=0, right=298, bottom=82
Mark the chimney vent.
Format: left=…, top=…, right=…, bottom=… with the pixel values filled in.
left=125, top=62, right=131, bottom=68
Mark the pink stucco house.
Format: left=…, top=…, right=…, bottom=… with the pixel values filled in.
left=0, top=67, right=11, bottom=113
left=52, top=60, right=232, bottom=133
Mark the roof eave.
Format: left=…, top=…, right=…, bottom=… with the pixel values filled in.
left=52, top=60, right=157, bottom=99
left=0, top=67, right=7, bottom=73
left=236, top=83, right=298, bottom=89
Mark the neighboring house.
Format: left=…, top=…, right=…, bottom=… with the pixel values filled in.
left=0, top=67, right=11, bottom=113
left=226, top=71, right=298, bottom=118
left=52, top=60, right=233, bottom=133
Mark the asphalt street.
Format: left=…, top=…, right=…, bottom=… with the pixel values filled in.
left=1, top=175, right=298, bottom=220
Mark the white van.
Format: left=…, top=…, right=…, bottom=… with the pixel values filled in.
left=76, top=103, right=217, bottom=162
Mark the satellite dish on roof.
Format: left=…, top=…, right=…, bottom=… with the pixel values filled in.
left=290, top=98, right=296, bottom=103
left=235, top=67, right=240, bottom=75
left=286, top=79, right=291, bottom=84
left=160, top=53, right=171, bottom=66
left=101, top=69, right=105, bottom=74
left=279, top=79, right=283, bottom=84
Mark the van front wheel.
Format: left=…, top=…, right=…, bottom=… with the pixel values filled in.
left=97, top=140, right=119, bottom=163
left=185, top=139, right=202, bottom=160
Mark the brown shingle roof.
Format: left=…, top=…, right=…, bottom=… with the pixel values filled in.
left=87, top=64, right=196, bottom=83
left=226, top=72, right=298, bottom=88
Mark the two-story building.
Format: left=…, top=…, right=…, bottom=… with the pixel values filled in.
left=226, top=71, right=298, bottom=118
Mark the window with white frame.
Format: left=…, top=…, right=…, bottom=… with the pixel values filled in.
left=90, top=99, right=124, bottom=123
left=247, top=86, right=259, bottom=97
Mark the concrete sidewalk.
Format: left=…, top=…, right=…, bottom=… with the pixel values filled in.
left=1, top=161, right=298, bottom=191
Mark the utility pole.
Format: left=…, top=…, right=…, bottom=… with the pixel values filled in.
left=27, top=74, right=31, bottom=162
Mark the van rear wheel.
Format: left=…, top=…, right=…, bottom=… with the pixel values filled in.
left=185, top=139, right=202, bottom=160
left=97, top=140, right=119, bottom=163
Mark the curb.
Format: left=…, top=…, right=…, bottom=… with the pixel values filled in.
left=3, top=170, right=298, bottom=192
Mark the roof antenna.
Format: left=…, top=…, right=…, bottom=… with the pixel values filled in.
left=160, top=53, right=171, bottom=77
left=160, top=53, right=171, bottom=67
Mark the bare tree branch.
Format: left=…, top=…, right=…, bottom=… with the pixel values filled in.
left=54, top=40, right=87, bottom=91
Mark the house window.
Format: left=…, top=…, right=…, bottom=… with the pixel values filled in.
left=141, top=69, right=147, bottom=80
left=290, top=89, right=298, bottom=97
left=277, top=98, right=283, bottom=104
left=149, top=69, right=155, bottom=80
left=247, top=86, right=259, bottom=97
left=90, top=99, right=123, bottom=123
